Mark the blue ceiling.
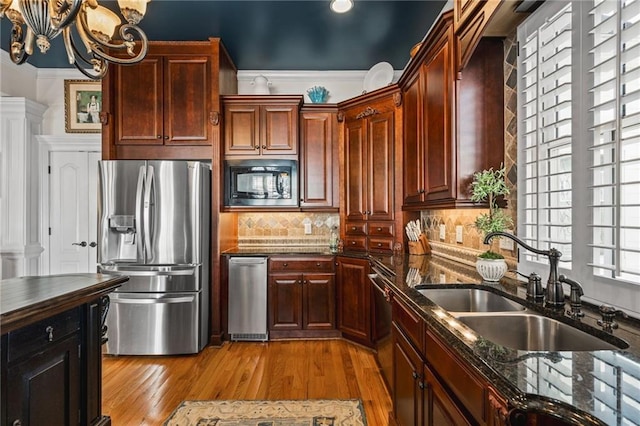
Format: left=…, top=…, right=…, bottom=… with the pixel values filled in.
left=0, top=0, right=447, bottom=71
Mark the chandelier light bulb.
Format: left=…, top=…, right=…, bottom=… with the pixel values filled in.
left=86, top=5, right=121, bottom=42
left=117, top=0, right=150, bottom=25
left=330, top=0, right=353, bottom=14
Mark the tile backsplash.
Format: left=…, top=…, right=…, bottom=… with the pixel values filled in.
left=238, top=212, right=339, bottom=246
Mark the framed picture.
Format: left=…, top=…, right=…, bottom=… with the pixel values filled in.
left=65, top=79, right=102, bottom=133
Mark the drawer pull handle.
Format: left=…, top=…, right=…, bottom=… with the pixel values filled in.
left=12, top=420, right=22, bottom=426
left=351, top=226, right=356, bottom=230
left=377, top=243, right=382, bottom=247
left=283, top=263, right=288, bottom=267
left=316, top=263, right=321, bottom=267
left=377, top=227, right=382, bottom=231
left=45, top=326, right=54, bottom=342
left=351, top=241, right=356, bottom=245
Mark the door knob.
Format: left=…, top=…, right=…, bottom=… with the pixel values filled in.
left=89, top=242, right=97, bottom=248
left=72, top=241, right=87, bottom=247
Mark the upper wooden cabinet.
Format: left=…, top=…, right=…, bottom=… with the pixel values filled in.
left=101, top=39, right=237, bottom=160
left=399, top=11, right=504, bottom=209
left=339, top=86, right=401, bottom=253
left=222, top=95, right=303, bottom=159
left=299, top=105, right=339, bottom=210
left=454, top=0, right=503, bottom=72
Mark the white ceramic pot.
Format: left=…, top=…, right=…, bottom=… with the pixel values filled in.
left=251, top=75, right=272, bottom=94
left=476, top=257, right=508, bottom=282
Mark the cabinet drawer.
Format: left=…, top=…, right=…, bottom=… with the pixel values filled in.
left=368, top=237, right=394, bottom=252
left=344, top=237, right=366, bottom=251
left=425, top=330, right=485, bottom=424
left=368, top=222, right=394, bottom=237
left=269, top=257, right=335, bottom=273
left=345, top=222, right=367, bottom=236
left=7, top=307, right=81, bottom=362
left=392, top=297, right=424, bottom=351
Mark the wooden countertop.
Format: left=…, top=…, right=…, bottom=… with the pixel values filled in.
left=0, top=273, right=128, bottom=334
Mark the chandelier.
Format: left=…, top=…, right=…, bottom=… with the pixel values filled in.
left=0, top=0, right=150, bottom=79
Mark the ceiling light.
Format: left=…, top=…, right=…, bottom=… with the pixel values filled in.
left=0, top=0, right=150, bottom=80
left=330, top=0, right=353, bottom=14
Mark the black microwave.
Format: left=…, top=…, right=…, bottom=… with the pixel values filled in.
left=224, top=159, right=299, bottom=207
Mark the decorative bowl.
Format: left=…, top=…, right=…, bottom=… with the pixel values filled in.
left=307, top=86, right=329, bottom=103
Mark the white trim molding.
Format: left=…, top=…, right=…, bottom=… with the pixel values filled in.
left=0, top=97, right=48, bottom=278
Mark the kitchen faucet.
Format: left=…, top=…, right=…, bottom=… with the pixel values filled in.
left=483, top=232, right=566, bottom=309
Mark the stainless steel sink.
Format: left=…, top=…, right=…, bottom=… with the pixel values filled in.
left=417, top=288, right=526, bottom=313
left=456, top=313, right=626, bottom=351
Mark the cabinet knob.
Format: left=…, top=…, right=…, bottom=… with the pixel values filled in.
left=419, top=381, right=425, bottom=390
left=45, top=325, right=54, bottom=342
left=316, top=263, right=321, bottom=267
left=283, top=263, right=288, bottom=267
left=157, top=135, right=162, bottom=139
left=352, top=226, right=356, bottom=230
left=377, top=227, right=382, bottom=231
left=164, top=135, right=169, bottom=140
left=377, top=243, right=382, bottom=247
left=412, top=371, right=419, bottom=380
left=262, top=145, right=267, bottom=149
left=89, top=241, right=97, bottom=248
left=12, top=420, right=22, bottom=426
left=255, top=145, right=260, bottom=149
left=351, top=241, right=356, bottom=245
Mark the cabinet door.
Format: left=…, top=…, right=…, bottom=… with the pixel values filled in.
left=268, top=273, right=303, bottom=330
left=336, top=256, right=371, bottom=346
left=403, top=72, right=425, bottom=206
left=262, top=104, right=298, bottom=155
left=423, top=26, right=455, bottom=202
left=6, top=335, right=80, bottom=426
left=344, top=118, right=367, bottom=221
left=164, top=56, right=211, bottom=145
left=302, top=273, right=335, bottom=330
left=424, top=364, right=473, bottom=426
left=367, top=111, right=394, bottom=221
left=224, top=103, right=261, bottom=155
left=300, top=111, right=337, bottom=209
left=392, top=325, right=423, bottom=426
left=115, top=56, right=164, bottom=145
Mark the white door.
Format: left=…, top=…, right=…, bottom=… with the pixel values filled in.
left=49, top=151, right=100, bottom=274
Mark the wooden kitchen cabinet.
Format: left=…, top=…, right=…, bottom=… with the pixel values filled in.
left=102, top=39, right=237, bottom=160
left=222, top=95, right=303, bottom=159
left=336, top=256, right=372, bottom=347
left=268, top=256, right=337, bottom=339
left=339, top=86, right=400, bottom=253
left=393, top=324, right=423, bottom=426
left=300, top=105, right=339, bottom=210
left=399, top=11, right=505, bottom=209
left=454, top=0, right=503, bottom=73
left=2, top=297, right=111, bottom=426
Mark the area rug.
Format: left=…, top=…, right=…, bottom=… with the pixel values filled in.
left=163, top=399, right=367, bottom=426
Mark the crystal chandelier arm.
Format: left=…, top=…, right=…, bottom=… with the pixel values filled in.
left=76, top=6, right=148, bottom=65
left=49, top=0, right=83, bottom=31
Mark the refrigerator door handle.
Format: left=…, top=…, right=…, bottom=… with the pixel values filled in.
left=99, top=264, right=197, bottom=276
left=110, top=295, right=196, bottom=305
left=135, top=165, right=146, bottom=263
left=143, top=165, right=155, bottom=261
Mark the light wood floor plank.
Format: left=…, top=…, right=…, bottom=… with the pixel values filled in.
left=103, top=339, right=392, bottom=425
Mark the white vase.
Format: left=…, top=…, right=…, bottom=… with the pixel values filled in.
left=476, top=257, right=508, bottom=282
left=251, top=75, right=272, bottom=94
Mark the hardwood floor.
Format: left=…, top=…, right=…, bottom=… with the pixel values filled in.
left=102, top=339, right=392, bottom=425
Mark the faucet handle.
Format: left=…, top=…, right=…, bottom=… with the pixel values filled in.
left=597, top=305, right=627, bottom=333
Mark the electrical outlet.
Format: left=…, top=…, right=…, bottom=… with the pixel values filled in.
left=439, top=224, right=446, bottom=240
left=440, top=273, right=447, bottom=283
left=499, top=232, right=514, bottom=250
left=455, top=225, right=463, bottom=243
left=304, top=223, right=312, bottom=234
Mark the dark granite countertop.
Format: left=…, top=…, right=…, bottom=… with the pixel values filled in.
left=370, top=253, right=640, bottom=426
left=0, top=273, right=127, bottom=334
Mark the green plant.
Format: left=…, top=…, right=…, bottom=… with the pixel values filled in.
left=470, top=165, right=513, bottom=258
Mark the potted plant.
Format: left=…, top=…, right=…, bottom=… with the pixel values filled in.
left=470, top=165, right=513, bottom=281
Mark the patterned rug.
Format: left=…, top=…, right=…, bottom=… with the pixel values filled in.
left=163, top=399, right=367, bottom=426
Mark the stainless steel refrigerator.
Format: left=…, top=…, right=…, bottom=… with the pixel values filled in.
left=97, top=160, right=210, bottom=355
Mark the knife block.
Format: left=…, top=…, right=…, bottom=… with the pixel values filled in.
left=408, top=234, right=431, bottom=255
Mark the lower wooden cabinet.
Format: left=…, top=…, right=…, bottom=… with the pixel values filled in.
left=268, top=256, right=337, bottom=338
left=1, top=298, right=110, bottom=426
left=336, top=256, right=373, bottom=347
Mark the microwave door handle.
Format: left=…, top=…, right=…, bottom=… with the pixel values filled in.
left=143, top=165, right=154, bottom=262
left=135, top=165, right=146, bottom=263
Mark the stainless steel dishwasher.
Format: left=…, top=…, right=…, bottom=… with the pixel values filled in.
left=228, top=257, right=268, bottom=341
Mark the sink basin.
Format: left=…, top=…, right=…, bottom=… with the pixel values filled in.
left=456, top=313, right=626, bottom=351
left=417, top=288, right=526, bottom=313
